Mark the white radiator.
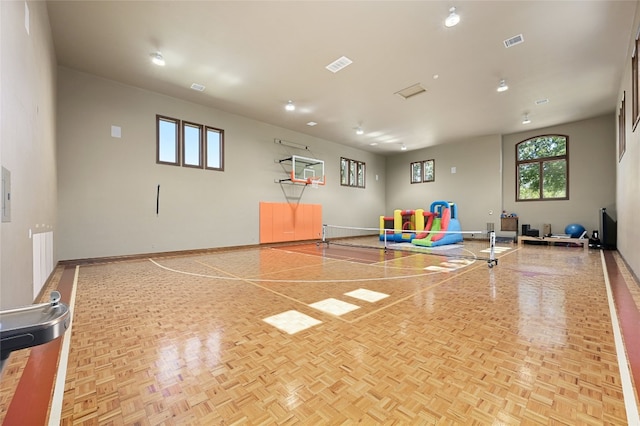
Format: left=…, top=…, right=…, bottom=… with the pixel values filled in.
left=32, top=231, right=54, bottom=300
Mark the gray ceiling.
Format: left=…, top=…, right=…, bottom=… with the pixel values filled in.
left=46, top=1, right=637, bottom=154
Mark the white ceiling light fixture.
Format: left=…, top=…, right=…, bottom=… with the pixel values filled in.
left=522, top=113, right=531, bottom=124
left=401, top=144, right=407, bottom=151
left=150, top=51, right=165, bottom=66
left=356, top=127, right=364, bottom=135
left=306, top=121, right=318, bottom=127
left=285, top=100, right=296, bottom=111
left=445, top=7, right=460, bottom=28
left=497, top=79, right=509, bottom=92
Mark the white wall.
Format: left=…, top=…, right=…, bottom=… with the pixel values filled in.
left=56, top=68, right=386, bottom=260
left=616, top=0, right=640, bottom=277
left=502, top=115, right=616, bottom=239
left=384, top=117, right=617, bottom=246
left=385, top=135, right=503, bottom=236
left=0, top=1, right=58, bottom=308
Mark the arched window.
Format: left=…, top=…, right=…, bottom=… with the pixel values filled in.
left=516, top=135, right=568, bottom=201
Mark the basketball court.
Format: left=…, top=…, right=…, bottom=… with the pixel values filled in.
left=148, top=237, right=506, bottom=328
left=2, top=239, right=638, bottom=424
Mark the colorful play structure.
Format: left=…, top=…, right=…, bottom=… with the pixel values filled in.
left=379, top=200, right=463, bottom=247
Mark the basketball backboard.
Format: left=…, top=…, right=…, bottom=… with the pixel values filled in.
left=289, top=155, right=325, bottom=185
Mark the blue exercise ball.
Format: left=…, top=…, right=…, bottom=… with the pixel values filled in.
left=565, top=223, right=586, bottom=238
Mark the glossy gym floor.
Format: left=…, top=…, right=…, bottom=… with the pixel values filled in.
left=1, top=240, right=639, bottom=424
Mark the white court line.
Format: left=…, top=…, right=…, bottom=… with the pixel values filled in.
left=600, top=251, right=640, bottom=425
left=149, top=258, right=452, bottom=283
left=48, top=266, right=79, bottom=426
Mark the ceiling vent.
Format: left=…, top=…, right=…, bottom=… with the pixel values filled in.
left=395, top=83, right=426, bottom=100
left=535, top=98, right=549, bottom=105
left=190, top=83, right=206, bottom=92
left=503, top=34, right=524, bottom=48
left=325, top=56, right=353, bottom=73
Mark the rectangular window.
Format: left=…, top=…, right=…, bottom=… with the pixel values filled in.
left=619, top=93, right=626, bottom=161
left=410, top=162, right=422, bottom=183
left=340, top=158, right=348, bottom=185
left=411, top=159, right=435, bottom=183
left=633, top=38, right=640, bottom=131
left=182, top=121, right=202, bottom=168
left=157, top=115, right=179, bottom=165
left=542, top=160, right=567, bottom=198
left=205, top=126, right=224, bottom=170
left=349, top=161, right=356, bottom=186
left=423, top=159, right=435, bottom=182
left=340, top=157, right=365, bottom=188
left=156, top=116, right=225, bottom=172
left=517, top=163, right=540, bottom=199
left=357, top=162, right=365, bottom=187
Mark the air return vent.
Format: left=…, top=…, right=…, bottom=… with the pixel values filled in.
left=325, top=56, right=353, bottom=73
left=503, top=34, right=524, bottom=48
left=190, top=83, right=206, bottom=92
left=395, top=83, right=426, bottom=100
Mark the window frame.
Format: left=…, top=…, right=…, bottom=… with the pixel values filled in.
left=410, top=161, right=422, bottom=184
left=181, top=121, right=203, bottom=169
left=619, top=92, right=626, bottom=162
left=515, top=134, right=569, bottom=202
left=422, top=159, right=435, bottom=182
left=356, top=161, right=365, bottom=187
left=410, top=159, right=435, bottom=183
left=205, top=126, right=225, bottom=171
left=156, top=115, right=180, bottom=166
left=633, top=36, right=640, bottom=131
left=156, top=115, right=225, bottom=172
left=340, top=157, right=366, bottom=188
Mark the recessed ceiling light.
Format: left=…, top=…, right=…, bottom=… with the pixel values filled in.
left=444, top=7, right=460, bottom=28
left=190, top=83, right=205, bottom=92
left=150, top=51, right=165, bottom=66
left=497, top=79, right=509, bottom=92
left=306, top=121, right=318, bottom=126
left=356, top=127, right=364, bottom=135
left=285, top=100, right=295, bottom=111
left=369, top=142, right=378, bottom=146
left=401, top=144, right=407, bottom=151
left=325, top=56, right=353, bottom=73
left=433, top=74, right=439, bottom=79
left=522, top=114, right=531, bottom=124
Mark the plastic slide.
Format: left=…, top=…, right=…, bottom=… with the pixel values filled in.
left=411, top=201, right=463, bottom=247
left=414, top=217, right=441, bottom=245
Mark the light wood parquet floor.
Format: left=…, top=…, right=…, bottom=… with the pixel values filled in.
left=1, top=241, right=639, bottom=424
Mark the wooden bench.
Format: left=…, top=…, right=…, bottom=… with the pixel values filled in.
left=517, top=236, right=589, bottom=252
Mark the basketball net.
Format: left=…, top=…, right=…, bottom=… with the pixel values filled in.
left=307, top=177, right=320, bottom=189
